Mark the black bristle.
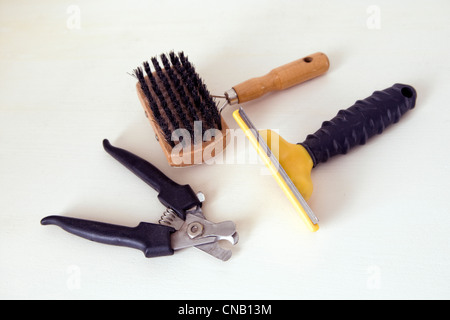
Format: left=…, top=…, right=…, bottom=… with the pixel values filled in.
left=135, top=52, right=222, bottom=147
left=168, top=52, right=201, bottom=124
left=178, top=54, right=222, bottom=131
left=150, top=57, right=182, bottom=133
left=159, top=53, right=194, bottom=137
left=134, top=67, right=174, bottom=146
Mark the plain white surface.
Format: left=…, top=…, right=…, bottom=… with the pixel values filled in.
left=1, top=0, right=449, bottom=300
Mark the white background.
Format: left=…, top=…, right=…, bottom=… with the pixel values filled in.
left=1, top=0, right=449, bottom=299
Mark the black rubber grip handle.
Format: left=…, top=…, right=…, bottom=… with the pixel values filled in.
left=41, top=215, right=175, bottom=258
left=299, top=83, right=416, bottom=167
left=103, top=139, right=200, bottom=219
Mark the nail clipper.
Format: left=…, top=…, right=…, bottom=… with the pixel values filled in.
left=41, top=140, right=239, bottom=261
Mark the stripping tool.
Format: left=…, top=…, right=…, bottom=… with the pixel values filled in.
left=41, top=140, right=238, bottom=261
left=233, top=83, right=417, bottom=232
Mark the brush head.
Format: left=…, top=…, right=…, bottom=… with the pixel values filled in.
left=134, top=51, right=229, bottom=167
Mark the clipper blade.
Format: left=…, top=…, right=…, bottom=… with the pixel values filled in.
left=233, top=107, right=319, bottom=232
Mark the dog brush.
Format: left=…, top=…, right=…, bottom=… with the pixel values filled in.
left=233, top=83, right=417, bottom=232
left=134, top=52, right=329, bottom=167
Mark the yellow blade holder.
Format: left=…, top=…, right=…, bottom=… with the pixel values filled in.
left=233, top=83, right=417, bottom=232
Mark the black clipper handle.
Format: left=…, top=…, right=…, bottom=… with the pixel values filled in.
left=300, top=83, right=417, bottom=167
left=103, top=139, right=200, bottom=219
left=41, top=215, right=175, bottom=258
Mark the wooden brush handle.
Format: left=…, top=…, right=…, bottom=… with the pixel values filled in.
left=230, top=52, right=329, bottom=104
